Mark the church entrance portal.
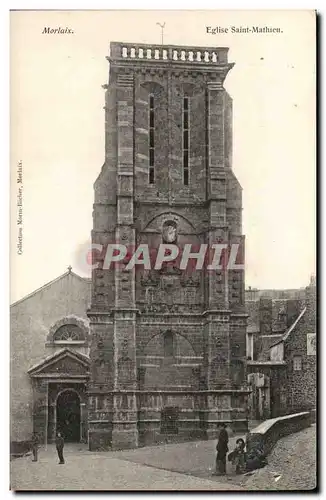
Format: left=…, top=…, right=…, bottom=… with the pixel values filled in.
left=56, top=390, right=81, bottom=442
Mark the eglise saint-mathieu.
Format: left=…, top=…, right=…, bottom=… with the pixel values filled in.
left=87, top=42, right=247, bottom=450
left=11, top=42, right=314, bottom=454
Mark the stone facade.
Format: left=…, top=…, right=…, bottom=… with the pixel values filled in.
left=88, top=42, right=249, bottom=451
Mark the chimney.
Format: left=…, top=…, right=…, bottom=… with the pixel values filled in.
left=277, top=305, right=287, bottom=331
left=286, top=299, right=301, bottom=327
left=259, top=298, right=273, bottom=335
left=305, top=275, right=316, bottom=330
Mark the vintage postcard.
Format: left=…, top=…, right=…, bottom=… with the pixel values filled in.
left=10, top=10, right=316, bottom=491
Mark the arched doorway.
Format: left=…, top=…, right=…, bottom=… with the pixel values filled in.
left=56, top=390, right=81, bottom=442
left=248, top=373, right=270, bottom=420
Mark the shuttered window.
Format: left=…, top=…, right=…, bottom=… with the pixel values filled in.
left=293, top=356, right=302, bottom=371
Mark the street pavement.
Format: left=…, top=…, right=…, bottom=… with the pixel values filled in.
left=112, top=434, right=245, bottom=483
left=10, top=438, right=245, bottom=491
left=11, top=425, right=315, bottom=491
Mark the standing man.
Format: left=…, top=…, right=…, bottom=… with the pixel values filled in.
left=55, top=432, right=65, bottom=464
left=215, top=423, right=229, bottom=475
left=31, top=432, right=39, bottom=462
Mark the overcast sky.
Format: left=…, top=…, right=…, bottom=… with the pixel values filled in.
left=10, top=10, right=316, bottom=303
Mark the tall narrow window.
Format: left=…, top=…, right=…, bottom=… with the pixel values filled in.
left=164, top=331, right=174, bottom=357
left=149, top=94, right=155, bottom=184
left=96, top=395, right=104, bottom=411
left=137, top=368, right=146, bottom=390
left=183, top=96, right=189, bottom=185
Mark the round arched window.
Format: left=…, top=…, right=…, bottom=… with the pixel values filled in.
left=53, top=324, right=85, bottom=343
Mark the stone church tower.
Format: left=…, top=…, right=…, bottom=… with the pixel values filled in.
left=87, top=42, right=248, bottom=451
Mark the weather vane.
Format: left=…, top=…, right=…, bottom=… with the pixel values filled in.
left=156, top=22, right=166, bottom=45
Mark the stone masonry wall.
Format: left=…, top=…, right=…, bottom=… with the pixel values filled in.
left=284, top=284, right=316, bottom=411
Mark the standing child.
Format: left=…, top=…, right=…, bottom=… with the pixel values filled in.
left=215, top=423, right=229, bottom=475
left=55, top=432, right=65, bottom=464
left=31, top=433, right=39, bottom=462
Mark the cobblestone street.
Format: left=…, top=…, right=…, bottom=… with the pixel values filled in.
left=10, top=425, right=316, bottom=491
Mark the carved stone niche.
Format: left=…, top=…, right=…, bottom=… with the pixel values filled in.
left=161, top=276, right=177, bottom=292
left=230, top=360, right=245, bottom=386
left=181, top=275, right=200, bottom=287
left=215, top=337, right=222, bottom=349
left=168, top=303, right=181, bottom=314
left=91, top=338, right=108, bottom=384
left=210, top=354, right=229, bottom=384
left=141, top=271, right=159, bottom=287
left=162, top=220, right=177, bottom=244
left=121, top=338, right=129, bottom=357
left=231, top=343, right=240, bottom=358
left=143, top=302, right=169, bottom=314
left=117, top=357, right=133, bottom=388
left=159, top=264, right=182, bottom=276
left=94, top=339, right=105, bottom=367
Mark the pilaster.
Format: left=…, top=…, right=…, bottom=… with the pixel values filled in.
left=112, top=74, right=139, bottom=449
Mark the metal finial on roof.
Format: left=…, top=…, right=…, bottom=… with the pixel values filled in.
left=156, top=22, right=166, bottom=45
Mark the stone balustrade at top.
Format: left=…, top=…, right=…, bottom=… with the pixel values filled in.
left=109, top=42, right=229, bottom=65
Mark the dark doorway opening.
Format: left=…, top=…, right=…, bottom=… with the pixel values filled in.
left=161, top=407, right=179, bottom=435
left=56, top=390, right=81, bottom=442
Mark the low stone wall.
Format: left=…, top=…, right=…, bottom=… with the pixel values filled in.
left=10, top=440, right=32, bottom=458
left=310, top=408, right=316, bottom=423
left=246, top=411, right=312, bottom=457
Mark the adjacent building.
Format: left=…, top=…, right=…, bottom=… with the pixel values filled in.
left=246, top=276, right=316, bottom=420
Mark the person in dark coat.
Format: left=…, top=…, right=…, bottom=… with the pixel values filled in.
left=55, top=432, right=65, bottom=464
left=31, top=433, right=39, bottom=462
left=215, top=423, right=229, bottom=475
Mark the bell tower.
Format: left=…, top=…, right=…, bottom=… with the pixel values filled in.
left=87, top=42, right=248, bottom=451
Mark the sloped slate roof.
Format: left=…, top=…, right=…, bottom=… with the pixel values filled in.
left=246, top=297, right=304, bottom=335
left=270, top=307, right=307, bottom=347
